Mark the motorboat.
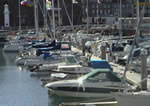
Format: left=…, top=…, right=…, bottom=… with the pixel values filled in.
left=115, top=91, right=150, bottom=106
left=15, top=49, right=37, bottom=65
left=51, top=65, right=92, bottom=74
left=40, top=64, right=93, bottom=86
left=45, top=69, right=128, bottom=98
left=28, top=53, right=81, bottom=71
left=3, top=31, right=48, bottom=52
left=19, top=41, right=72, bottom=66
left=24, top=53, right=62, bottom=66
left=15, top=40, right=58, bottom=65
left=3, top=42, right=23, bottom=52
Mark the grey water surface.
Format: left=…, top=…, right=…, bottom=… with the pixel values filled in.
left=0, top=47, right=91, bottom=106
left=0, top=47, right=62, bottom=106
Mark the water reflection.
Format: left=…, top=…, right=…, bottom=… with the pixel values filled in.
left=0, top=47, right=49, bottom=106
left=0, top=47, right=88, bottom=106
left=48, top=94, right=92, bottom=106
left=0, top=48, right=6, bottom=66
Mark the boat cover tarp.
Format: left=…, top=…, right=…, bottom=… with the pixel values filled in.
left=90, top=59, right=113, bottom=71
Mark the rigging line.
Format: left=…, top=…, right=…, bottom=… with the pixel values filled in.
left=62, top=0, right=79, bottom=44
left=38, top=0, right=53, bottom=39
left=62, top=0, right=74, bottom=31
left=33, top=0, right=40, bottom=35
left=77, top=4, right=83, bottom=25
left=123, top=4, right=146, bottom=79
left=47, top=10, right=54, bottom=38
left=52, top=0, right=56, bottom=40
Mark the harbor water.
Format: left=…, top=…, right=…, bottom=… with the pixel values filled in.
left=0, top=47, right=67, bottom=106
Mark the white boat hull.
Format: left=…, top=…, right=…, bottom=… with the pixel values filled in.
left=49, top=89, right=113, bottom=98
left=3, top=44, right=21, bottom=52
left=45, top=69, right=128, bottom=98
left=16, top=55, right=41, bottom=65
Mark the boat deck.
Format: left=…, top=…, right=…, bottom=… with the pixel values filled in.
left=59, top=101, right=119, bottom=106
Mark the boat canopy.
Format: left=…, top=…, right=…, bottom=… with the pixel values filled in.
left=90, top=59, right=113, bottom=71
left=79, top=69, right=122, bottom=82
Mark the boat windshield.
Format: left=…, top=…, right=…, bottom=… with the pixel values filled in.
left=65, top=56, right=78, bottom=64
left=78, top=69, right=121, bottom=82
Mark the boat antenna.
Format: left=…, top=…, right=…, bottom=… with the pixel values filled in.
left=123, top=2, right=146, bottom=79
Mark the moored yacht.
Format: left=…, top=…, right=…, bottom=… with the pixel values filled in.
left=3, top=42, right=23, bottom=52
left=45, top=69, right=128, bottom=98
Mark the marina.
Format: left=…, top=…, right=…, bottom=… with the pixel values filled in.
left=1, top=0, right=150, bottom=106
left=0, top=32, right=150, bottom=106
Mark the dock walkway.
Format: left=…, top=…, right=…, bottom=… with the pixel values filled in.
left=72, top=46, right=149, bottom=87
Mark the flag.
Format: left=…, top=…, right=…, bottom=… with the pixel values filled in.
left=46, top=0, right=52, bottom=10
left=21, top=0, right=33, bottom=7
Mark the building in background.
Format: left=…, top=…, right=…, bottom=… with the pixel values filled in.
left=80, top=0, right=133, bottom=24
left=0, top=0, right=150, bottom=29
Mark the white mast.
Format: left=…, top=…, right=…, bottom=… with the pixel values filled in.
left=72, top=1, right=73, bottom=26
left=86, top=0, right=89, bottom=36
left=97, top=0, right=100, bottom=26
left=18, top=0, right=21, bottom=30
left=123, top=3, right=145, bottom=78
left=137, top=0, right=140, bottom=18
left=43, top=0, right=47, bottom=29
left=119, top=0, right=122, bottom=44
left=57, top=0, right=61, bottom=27
left=136, top=0, right=140, bottom=44
left=52, top=0, right=56, bottom=39
left=33, top=0, right=39, bottom=35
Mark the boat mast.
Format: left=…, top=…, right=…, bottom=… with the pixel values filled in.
left=43, top=0, right=47, bottom=29
left=86, top=0, right=89, bottom=36
left=18, top=0, right=21, bottom=30
left=52, top=0, right=56, bottom=39
left=123, top=3, right=145, bottom=78
left=72, top=0, right=74, bottom=26
left=119, top=0, right=122, bottom=44
left=136, top=0, right=140, bottom=44
left=57, top=0, right=61, bottom=27
left=62, top=0, right=74, bottom=30
left=33, top=0, right=39, bottom=36
left=97, top=0, right=100, bottom=26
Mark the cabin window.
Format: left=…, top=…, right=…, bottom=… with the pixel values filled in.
left=87, top=72, right=121, bottom=82
left=87, top=72, right=109, bottom=82
left=107, top=72, right=121, bottom=82
left=66, top=56, right=78, bottom=64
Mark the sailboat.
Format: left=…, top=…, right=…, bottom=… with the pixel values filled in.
left=114, top=1, right=150, bottom=106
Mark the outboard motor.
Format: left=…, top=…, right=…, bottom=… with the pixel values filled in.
left=36, top=49, right=43, bottom=56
